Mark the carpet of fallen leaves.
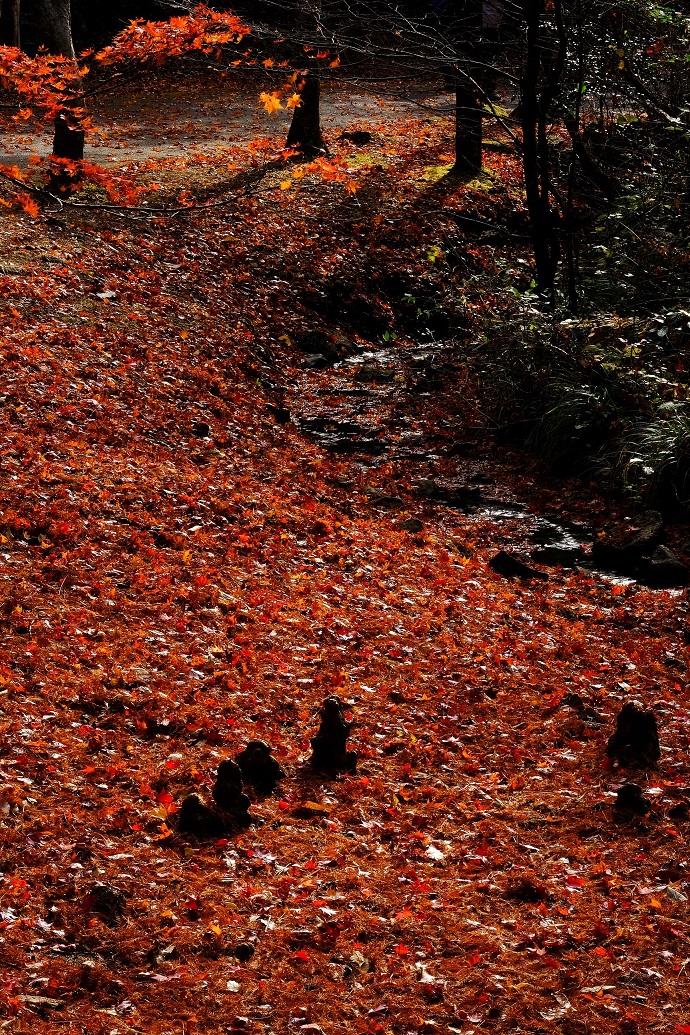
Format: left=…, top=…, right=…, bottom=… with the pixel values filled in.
left=0, top=71, right=688, bottom=1035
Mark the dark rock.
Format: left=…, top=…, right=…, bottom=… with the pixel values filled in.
left=638, top=545, right=689, bottom=588
left=562, top=692, right=604, bottom=725
left=414, top=477, right=482, bottom=509
left=301, top=353, right=332, bottom=370
left=506, top=877, right=548, bottom=902
left=364, top=486, right=404, bottom=509
left=531, top=544, right=584, bottom=567
left=267, top=404, right=291, bottom=424
left=656, top=859, right=687, bottom=882
left=191, top=421, right=211, bottom=439
left=353, top=362, right=394, bottom=383
left=294, top=328, right=335, bottom=356
left=591, top=510, right=663, bottom=574
left=212, top=760, right=253, bottom=827
left=84, top=883, right=126, bottom=922
left=614, top=782, right=651, bottom=815
left=310, top=695, right=357, bottom=774
left=178, top=793, right=226, bottom=838
left=606, top=701, right=661, bottom=767
left=398, top=517, right=424, bottom=533
left=235, top=740, right=285, bottom=794
left=326, top=436, right=387, bottom=456
left=489, top=551, right=548, bottom=581
left=293, top=329, right=328, bottom=353
left=340, top=130, right=372, bottom=145
left=234, top=942, right=255, bottom=962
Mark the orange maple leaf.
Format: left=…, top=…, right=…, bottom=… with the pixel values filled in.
left=260, top=91, right=282, bottom=115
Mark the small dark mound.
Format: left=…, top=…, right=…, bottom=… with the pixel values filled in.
left=340, top=131, right=372, bottom=145
left=505, top=877, right=548, bottom=903
left=178, top=793, right=226, bottom=838
left=267, top=404, right=291, bottom=424
left=489, top=550, right=548, bottom=581
left=310, top=695, right=357, bottom=774
left=614, top=782, right=651, bottom=815
left=234, top=941, right=255, bottom=962
left=236, top=740, right=285, bottom=794
left=84, top=882, right=126, bottom=922
left=607, top=701, right=661, bottom=767
left=212, top=760, right=253, bottom=827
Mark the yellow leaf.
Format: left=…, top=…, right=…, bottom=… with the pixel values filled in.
left=259, top=91, right=282, bottom=115
left=286, top=92, right=302, bottom=109
left=280, top=179, right=292, bottom=190
left=209, top=923, right=223, bottom=935
left=263, top=58, right=274, bottom=67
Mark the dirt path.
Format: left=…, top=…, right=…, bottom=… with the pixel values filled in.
left=0, top=73, right=454, bottom=170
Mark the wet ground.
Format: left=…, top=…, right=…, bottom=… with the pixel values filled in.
left=287, top=332, right=667, bottom=590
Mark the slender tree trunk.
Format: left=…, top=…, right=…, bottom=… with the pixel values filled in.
left=453, top=73, right=482, bottom=173
left=521, top=0, right=568, bottom=301
left=34, top=0, right=74, bottom=57
left=0, top=0, right=21, bottom=47
left=450, top=0, right=483, bottom=173
left=521, top=1, right=553, bottom=297
left=286, top=70, right=327, bottom=156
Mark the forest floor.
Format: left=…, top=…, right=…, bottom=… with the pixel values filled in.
left=0, top=70, right=688, bottom=1035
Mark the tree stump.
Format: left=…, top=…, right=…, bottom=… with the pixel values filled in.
left=310, top=695, right=357, bottom=774
left=614, top=782, right=651, bottom=816
left=235, top=740, right=285, bottom=794
left=178, top=793, right=226, bottom=838
left=286, top=71, right=327, bottom=157
left=212, top=760, right=253, bottom=827
left=607, top=702, right=661, bottom=767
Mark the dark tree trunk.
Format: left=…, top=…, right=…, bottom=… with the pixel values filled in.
left=0, top=0, right=21, bottom=47
left=450, top=0, right=483, bottom=173
left=520, top=0, right=566, bottom=301
left=35, top=0, right=74, bottom=57
left=50, top=111, right=84, bottom=192
left=453, top=73, right=483, bottom=173
left=52, top=112, right=84, bottom=159
left=286, top=70, right=327, bottom=156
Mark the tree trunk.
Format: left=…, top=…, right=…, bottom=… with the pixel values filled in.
left=520, top=0, right=557, bottom=299
left=286, top=70, right=327, bottom=156
left=34, top=0, right=74, bottom=57
left=453, top=73, right=482, bottom=173
left=50, top=111, right=84, bottom=192
left=449, top=0, right=483, bottom=173
left=0, top=0, right=21, bottom=47
left=52, top=112, right=84, bottom=159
